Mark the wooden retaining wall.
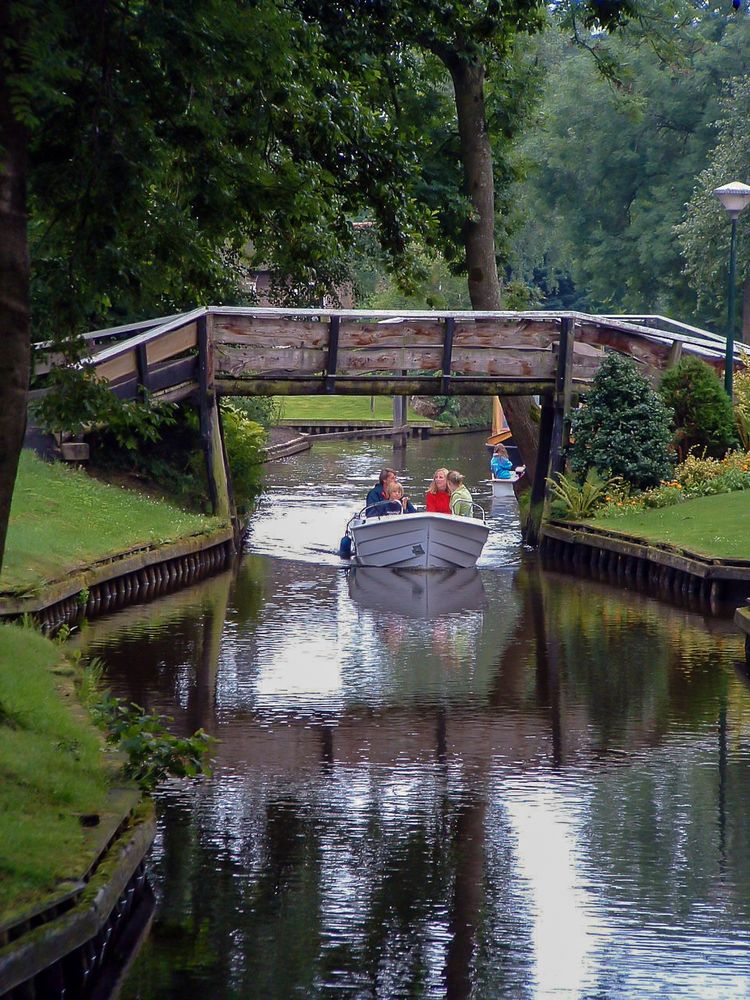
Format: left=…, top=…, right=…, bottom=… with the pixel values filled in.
left=0, top=800, right=155, bottom=997
left=0, top=527, right=235, bottom=631
left=541, top=522, right=750, bottom=614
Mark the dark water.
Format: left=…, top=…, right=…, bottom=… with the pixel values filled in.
left=75, top=434, right=750, bottom=999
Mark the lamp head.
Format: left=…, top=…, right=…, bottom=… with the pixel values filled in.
left=713, top=181, right=750, bottom=219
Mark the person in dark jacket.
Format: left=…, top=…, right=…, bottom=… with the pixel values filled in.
left=365, top=468, right=396, bottom=510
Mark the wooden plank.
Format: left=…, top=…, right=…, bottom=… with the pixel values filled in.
left=96, top=350, right=138, bottom=384
left=86, top=307, right=207, bottom=366
left=335, top=347, right=558, bottom=377
left=216, top=316, right=559, bottom=351
left=217, top=376, right=558, bottom=397
left=452, top=319, right=558, bottom=349
left=337, top=319, right=444, bottom=348
left=145, top=322, right=198, bottom=365
left=213, top=314, right=330, bottom=348
left=148, top=356, right=198, bottom=392
left=215, top=344, right=326, bottom=376
left=325, top=315, right=340, bottom=393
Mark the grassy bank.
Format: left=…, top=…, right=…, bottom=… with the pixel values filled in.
left=1, top=451, right=223, bottom=597
left=276, top=395, right=433, bottom=423
left=588, top=490, right=750, bottom=560
left=0, top=623, right=116, bottom=921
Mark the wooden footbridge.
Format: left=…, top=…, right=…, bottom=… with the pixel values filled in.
left=32, top=306, right=748, bottom=539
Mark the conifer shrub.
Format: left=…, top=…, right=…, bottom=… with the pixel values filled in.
left=569, top=352, right=673, bottom=490
left=660, top=356, right=736, bottom=459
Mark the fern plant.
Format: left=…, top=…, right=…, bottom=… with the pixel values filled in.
left=546, top=469, right=620, bottom=519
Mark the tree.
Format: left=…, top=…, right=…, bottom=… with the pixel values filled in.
left=660, top=356, right=737, bottom=459
left=0, top=2, right=32, bottom=573
left=512, top=11, right=750, bottom=325
left=297, top=0, right=637, bottom=477
left=677, top=75, right=750, bottom=340
left=569, top=352, right=673, bottom=490
left=0, top=0, right=436, bottom=572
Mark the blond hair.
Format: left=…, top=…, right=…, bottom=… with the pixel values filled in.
left=447, top=470, right=464, bottom=487
left=427, top=467, right=449, bottom=495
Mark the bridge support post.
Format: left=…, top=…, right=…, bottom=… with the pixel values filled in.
left=198, top=313, right=239, bottom=550
left=526, top=398, right=554, bottom=546
left=526, top=316, right=575, bottom=546
left=549, top=316, right=575, bottom=480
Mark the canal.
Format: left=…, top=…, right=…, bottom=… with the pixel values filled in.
left=77, top=433, right=750, bottom=998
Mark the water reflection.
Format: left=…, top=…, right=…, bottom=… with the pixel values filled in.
left=346, top=566, right=487, bottom=617
left=72, top=434, right=750, bottom=999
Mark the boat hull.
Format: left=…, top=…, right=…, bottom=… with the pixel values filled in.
left=350, top=512, right=489, bottom=569
left=491, top=476, right=520, bottom=497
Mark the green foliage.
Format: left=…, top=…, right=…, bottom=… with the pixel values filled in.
left=734, top=370, right=750, bottom=450
left=570, top=353, right=674, bottom=490
left=546, top=469, right=618, bottom=519
left=33, top=367, right=175, bottom=450
left=217, top=402, right=266, bottom=509
left=677, top=74, right=750, bottom=325
left=231, top=396, right=283, bottom=430
left=91, top=693, right=215, bottom=792
left=512, top=15, right=750, bottom=323
left=597, top=449, right=750, bottom=516
left=660, top=356, right=736, bottom=459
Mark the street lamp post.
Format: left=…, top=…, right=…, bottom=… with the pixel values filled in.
left=712, top=181, right=750, bottom=399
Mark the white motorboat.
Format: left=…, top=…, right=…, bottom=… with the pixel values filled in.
left=347, top=566, right=487, bottom=617
left=344, top=506, right=489, bottom=569
left=491, top=474, right=521, bottom=498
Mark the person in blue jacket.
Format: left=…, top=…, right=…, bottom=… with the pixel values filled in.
left=366, top=467, right=397, bottom=509
left=490, top=444, right=514, bottom=480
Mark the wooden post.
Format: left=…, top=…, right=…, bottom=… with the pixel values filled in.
left=667, top=339, right=683, bottom=368
left=526, top=397, right=554, bottom=546
left=549, top=317, right=575, bottom=479
left=198, top=312, right=237, bottom=543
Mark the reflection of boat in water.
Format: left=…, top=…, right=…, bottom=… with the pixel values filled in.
left=347, top=509, right=489, bottom=568
left=347, top=566, right=487, bottom=617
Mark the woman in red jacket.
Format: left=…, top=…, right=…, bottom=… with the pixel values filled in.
left=425, top=467, right=451, bottom=513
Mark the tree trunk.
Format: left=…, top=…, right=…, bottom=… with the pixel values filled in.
left=448, top=56, right=539, bottom=477
left=0, top=9, right=31, bottom=574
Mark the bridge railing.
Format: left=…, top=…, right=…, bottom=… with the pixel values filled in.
left=30, top=307, right=749, bottom=404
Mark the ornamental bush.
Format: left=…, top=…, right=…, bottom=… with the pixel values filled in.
left=660, top=356, right=736, bottom=459
left=569, top=352, right=673, bottom=490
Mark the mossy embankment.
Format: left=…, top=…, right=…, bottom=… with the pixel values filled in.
left=587, top=491, right=750, bottom=561
left=0, top=623, right=120, bottom=923
left=1, top=451, right=224, bottom=600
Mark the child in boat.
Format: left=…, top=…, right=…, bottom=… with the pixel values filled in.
left=446, top=470, right=474, bottom=517
left=491, top=444, right=513, bottom=480
left=425, top=467, right=451, bottom=513
left=385, top=481, right=416, bottom=514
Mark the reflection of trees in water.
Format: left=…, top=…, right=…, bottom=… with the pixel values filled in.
left=126, top=772, right=508, bottom=998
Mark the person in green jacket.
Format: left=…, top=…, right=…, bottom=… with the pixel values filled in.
left=447, top=470, right=474, bottom=517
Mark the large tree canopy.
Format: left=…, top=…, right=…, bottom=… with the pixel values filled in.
left=509, top=7, right=750, bottom=324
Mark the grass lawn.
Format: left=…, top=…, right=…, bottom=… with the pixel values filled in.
left=588, top=490, right=750, bottom=560
left=1, top=451, right=223, bottom=597
left=276, top=395, right=435, bottom=423
left=0, top=623, right=116, bottom=921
